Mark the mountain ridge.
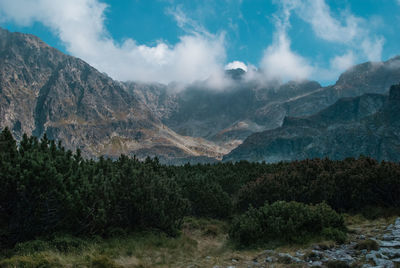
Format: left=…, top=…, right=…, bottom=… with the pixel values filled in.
left=0, top=27, right=227, bottom=163
left=1, top=27, right=400, bottom=163
left=224, top=84, right=400, bottom=162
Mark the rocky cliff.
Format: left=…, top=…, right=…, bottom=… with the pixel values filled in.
left=224, top=84, right=400, bottom=162
left=128, top=57, right=400, bottom=154
left=0, top=27, right=227, bottom=163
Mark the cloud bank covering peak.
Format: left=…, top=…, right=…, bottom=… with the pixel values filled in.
left=0, top=0, right=391, bottom=87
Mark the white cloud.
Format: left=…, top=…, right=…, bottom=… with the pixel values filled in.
left=225, top=61, right=248, bottom=72
left=0, top=0, right=227, bottom=85
left=330, top=51, right=356, bottom=72
left=361, top=37, right=385, bottom=62
left=259, top=1, right=312, bottom=82
left=291, top=0, right=385, bottom=63
left=296, top=0, right=360, bottom=44
left=268, top=0, right=385, bottom=83
left=260, top=30, right=312, bottom=82
left=0, top=0, right=389, bottom=86
left=315, top=51, right=356, bottom=81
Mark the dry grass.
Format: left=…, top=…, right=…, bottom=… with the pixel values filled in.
left=1, top=215, right=398, bottom=268
left=1, top=217, right=258, bottom=268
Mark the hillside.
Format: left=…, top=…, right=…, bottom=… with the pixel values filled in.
left=128, top=57, right=400, bottom=154
left=224, top=84, right=400, bottom=162
left=0, top=27, right=227, bottom=163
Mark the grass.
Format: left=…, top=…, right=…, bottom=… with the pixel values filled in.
left=1, top=214, right=398, bottom=268
left=0, top=217, right=241, bottom=268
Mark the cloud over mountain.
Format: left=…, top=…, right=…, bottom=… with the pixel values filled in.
left=0, top=0, right=389, bottom=86
left=0, top=0, right=227, bottom=85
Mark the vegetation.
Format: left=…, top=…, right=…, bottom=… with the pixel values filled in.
left=1, top=127, right=400, bottom=252
left=235, top=157, right=400, bottom=213
left=354, top=239, right=379, bottom=251
left=0, top=218, right=229, bottom=268
left=229, top=201, right=346, bottom=246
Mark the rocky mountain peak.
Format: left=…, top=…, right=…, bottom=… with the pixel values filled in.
left=225, top=68, right=246, bottom=80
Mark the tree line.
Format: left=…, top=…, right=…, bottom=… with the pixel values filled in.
left=1, top=127, right=400, bottom=247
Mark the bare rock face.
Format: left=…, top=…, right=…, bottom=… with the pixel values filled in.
left=224, top=84, right=400, bottom=163
left=0, top=27, right=67, bottom=138
left=128, top=78, right=323, bottom=152
left=127, top=57, right=400, bottom=155
left=0, top=27, right=227, bottom=162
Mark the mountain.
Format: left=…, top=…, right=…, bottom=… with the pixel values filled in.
left=128, top=79, right=323, bottom=151
left=0, top=27, right=227, bottom=163
left=224, top=84, right=400, bottom=162
left=128, top=57, right=400, bottom=154
left=2, top=27, right=400, bottom=164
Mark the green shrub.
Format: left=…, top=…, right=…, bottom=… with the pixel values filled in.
left=354, top=239, right=379, bottom=251
left=106, top=227, right=128, bottom=238
left=50, top=235, right=88, bottom=252
left=179, top=175, right=232, bottom=219
left=229, top=201, right=346, bottom=246
left=321, top=227, right=347, bottom=243
left=13, top=240, right=49, bottom=254
left=234, top=158, right=400, bottom=213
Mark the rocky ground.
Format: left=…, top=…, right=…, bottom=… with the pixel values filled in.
left=204, top=217, right=400, bottom=268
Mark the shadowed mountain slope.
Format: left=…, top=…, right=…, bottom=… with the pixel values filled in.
left=224, top=84, right=400, bottom=162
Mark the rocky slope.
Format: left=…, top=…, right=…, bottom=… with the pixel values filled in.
left=2, top=27, right=400, bottom=163
left=128, top=56, right=400, bottom=154
left=0, top=27, right=227, bottom=163
left=224, top=84, right=400, bottom=162
left=224, top=217, right=400, bottom=268
left=128, top=78, right=323, bottom=150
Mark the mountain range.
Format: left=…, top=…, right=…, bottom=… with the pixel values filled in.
left=224, top=85, right=400, bottom=162
left=1, top=27, right=400, bottom=163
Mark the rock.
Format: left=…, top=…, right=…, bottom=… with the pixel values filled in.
left=313, top=245, right=321, bottom=250
left=265, top=257, right=273, bottom=263
left=296, top=251, right=305, bottom=257
left=310, top=261, right=323, bottom=266
left=277, top=253, right=302, bottom=264
left=382, top=234, right=397, bottom=241
left=366, top=251, right=395, bottom=267
left=378, top=248, right=400, bottom=259
left=379, top=241, right=400, bottom=248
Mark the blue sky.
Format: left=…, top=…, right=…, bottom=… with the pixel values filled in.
left=0, top=0, right=399, bottom=86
